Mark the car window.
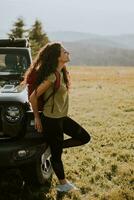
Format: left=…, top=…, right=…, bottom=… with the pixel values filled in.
left=0, top=53, right=28, bottom=73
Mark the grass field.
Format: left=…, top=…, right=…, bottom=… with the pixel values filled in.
left=0, top=66, right=134, bottom=200
left=62, top=66, right=134, bottom=200
left=34, top=66, right=134, bottom=200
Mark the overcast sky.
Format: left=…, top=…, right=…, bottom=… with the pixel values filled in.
left=1, top=0, right=134, bottom=37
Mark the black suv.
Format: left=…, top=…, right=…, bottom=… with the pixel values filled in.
left=0, top=38, right=52, bottom=185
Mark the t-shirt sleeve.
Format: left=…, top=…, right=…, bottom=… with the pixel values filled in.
left=46, top=73, right=56, bottom=83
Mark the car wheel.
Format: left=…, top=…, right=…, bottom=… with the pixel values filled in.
left=21, top=146, right=53, bottom=185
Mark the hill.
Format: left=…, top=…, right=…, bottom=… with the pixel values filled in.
left=63, top=40, right=134, bottom=66
left=48, top=31, right=134, bottom=66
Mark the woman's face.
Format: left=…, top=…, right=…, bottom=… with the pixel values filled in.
left=58, top=47, right=70, bottom=63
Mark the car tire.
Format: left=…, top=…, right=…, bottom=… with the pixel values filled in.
left=21, top=146, right=53, bottom=186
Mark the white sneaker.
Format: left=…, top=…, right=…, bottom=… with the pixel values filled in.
left=56, top=181, right=79, bottom=192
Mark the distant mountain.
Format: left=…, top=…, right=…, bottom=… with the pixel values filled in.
left=48, top=31, right=134, bottom=49
left=107, top=34, right=134, bottom=49
left=63, top=41, right=134, bottom=66
left=48, top=31, right=99, bottom=42
left=48, top=31, right=134, bottom=66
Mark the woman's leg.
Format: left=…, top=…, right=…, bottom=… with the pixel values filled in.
left=41, top=115, right=65, bottom=180
left=63, top=116, right=91, bottom=148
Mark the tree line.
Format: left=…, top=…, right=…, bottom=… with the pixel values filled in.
left=8, top=17, right=49, bottom=58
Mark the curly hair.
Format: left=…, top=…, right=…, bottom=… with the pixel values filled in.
left=23, top=42, right=70, bottom=90
left=25, top=42, right=61, bottom=85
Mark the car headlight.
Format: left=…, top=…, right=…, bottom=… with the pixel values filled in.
left=5, top=106, right=22, bottom=123
left=13, top=148, right=37, bottom=160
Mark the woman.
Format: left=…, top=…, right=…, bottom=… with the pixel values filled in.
left=25, top=42, right=91, bottom=192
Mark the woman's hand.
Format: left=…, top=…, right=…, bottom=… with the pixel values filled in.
left=34, top=117, right=43, bottom=133
left=29, top=79, right=51, bottom=133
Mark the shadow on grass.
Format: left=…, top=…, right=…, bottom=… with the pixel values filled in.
left=0, top=169, right=79, bottom=200
left=56, top=190, right=80, bottom=200
left=56, top=192, right=67, bottom=200
left=0, top=169, right=52, bottom=200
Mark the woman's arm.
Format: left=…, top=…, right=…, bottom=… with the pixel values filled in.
left=29, top=80, right=52, bottom=132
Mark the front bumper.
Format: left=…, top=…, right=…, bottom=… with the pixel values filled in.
left=0, top=133, right=47, bottom=167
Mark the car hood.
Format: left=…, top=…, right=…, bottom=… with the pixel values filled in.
left=0, top=72, right=22, bottom=80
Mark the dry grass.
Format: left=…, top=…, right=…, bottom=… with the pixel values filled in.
left=51, top=66, right=134, bottom=200
left=1, top=66, right=134, bottom=200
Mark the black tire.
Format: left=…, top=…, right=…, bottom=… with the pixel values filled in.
left=21, top=147, right=53, bottom=186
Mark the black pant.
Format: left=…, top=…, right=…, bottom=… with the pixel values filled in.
left=41, top=114, right=91, bottom=180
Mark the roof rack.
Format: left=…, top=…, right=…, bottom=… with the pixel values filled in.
left=0, top=38, right=29, bottom=48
